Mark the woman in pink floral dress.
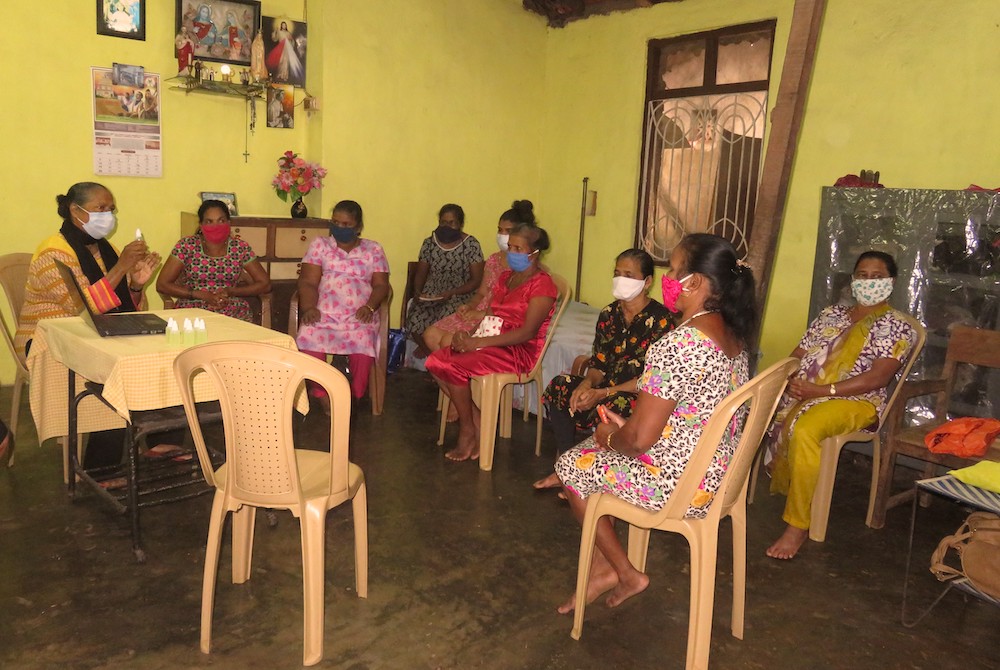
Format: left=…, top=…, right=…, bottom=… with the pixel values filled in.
left=554, top=234, right=755, bottom=614
left=296, top=200, right=390, bottom=406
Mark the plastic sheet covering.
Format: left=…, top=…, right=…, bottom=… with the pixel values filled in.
left=813, top=187, right=1000, bottom=422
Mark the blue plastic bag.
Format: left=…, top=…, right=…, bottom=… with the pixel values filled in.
left=387, top=328, right=407, bottom=374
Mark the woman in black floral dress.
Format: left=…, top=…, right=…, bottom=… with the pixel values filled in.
left=534, top=249, right=672, bottom=489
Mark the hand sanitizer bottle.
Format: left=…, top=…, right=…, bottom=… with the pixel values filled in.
left=182, top=318, right=195, bottom=347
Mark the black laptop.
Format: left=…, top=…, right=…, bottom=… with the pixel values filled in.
left=54, top=260, right=167, bottom=337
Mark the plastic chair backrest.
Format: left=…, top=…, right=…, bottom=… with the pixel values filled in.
left=659, top=356, right=799, bottom=522
left=876, top=312, right=926, bottom=429
left=0, top=253, right=31, bottom=366
left=173, top=342, right=352, bottom=508
left=524, top=272, right=572, bottom=378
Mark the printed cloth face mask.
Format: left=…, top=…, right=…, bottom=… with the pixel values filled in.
left=851, top=277, right=894, bottom=306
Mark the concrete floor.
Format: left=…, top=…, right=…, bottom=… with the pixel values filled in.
left=0, top=368, right=997, bottom=669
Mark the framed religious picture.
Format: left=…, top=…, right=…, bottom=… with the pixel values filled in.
left=200, top=192, right=239, bottom=216
left=176, top=0, right=261, bottom=66
left=262, top=16, right=307, bottom=87
left=97, top=0, right=146, bottom=41
left=266, top=84, right=295, bottom=129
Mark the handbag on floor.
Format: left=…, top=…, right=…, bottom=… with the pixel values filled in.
left=387, top=328, right=407, bottom=374
left=929, top=511, right=1000, bottom=599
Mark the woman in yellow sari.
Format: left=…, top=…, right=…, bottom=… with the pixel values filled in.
left=766, top=251, right=916, bottom=559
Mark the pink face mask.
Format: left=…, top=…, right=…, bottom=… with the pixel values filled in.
left=201, top=223, right=231, bottom=244
left=661, top=273, right=691, bottom=313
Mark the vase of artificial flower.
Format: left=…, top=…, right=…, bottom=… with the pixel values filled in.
left=272, top=150, right=326, bottom=218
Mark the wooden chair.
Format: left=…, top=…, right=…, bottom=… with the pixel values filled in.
left=173, top=342, right=367, bottom=667
left=569, top=357, right=799, bottom=670
left=0, top=252, right=32, bottom=467
left=437, top=274, right=572, bottom=470
left=869, top=325, right=1000, bottom=528
left=749, top=313, right=927, bottom=541
left=158, top=270, right=272, bottom=329
left=288, top=287, right=392, bottom=415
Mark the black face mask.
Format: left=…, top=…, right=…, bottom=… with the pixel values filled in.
left=434, top=225, right=462, bottom=244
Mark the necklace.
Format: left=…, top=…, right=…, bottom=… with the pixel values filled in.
left=677, top=309, right=717, bottom=329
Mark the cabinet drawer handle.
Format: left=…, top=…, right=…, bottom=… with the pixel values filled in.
left=300, top=235, right=307, bottom=241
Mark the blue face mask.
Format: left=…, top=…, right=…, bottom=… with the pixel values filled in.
left=330, top=225, right=358, bottom=243
left=507, top=249, right=536, bottom=272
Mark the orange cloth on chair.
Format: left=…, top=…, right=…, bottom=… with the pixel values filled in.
left=925, top=417, right=1000, bottom=458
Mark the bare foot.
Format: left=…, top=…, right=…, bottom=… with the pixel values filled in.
left=605, top=570, right=650, bottom=608
left=445, top=430, right=479, bottom=462
left=533, top=472, right=562, bottom=489
left=557, top=566, right=619, bottom=614
left=766, top=525, right=809, bottom=560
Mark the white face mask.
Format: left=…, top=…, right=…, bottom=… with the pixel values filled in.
left=496, top=233, right=510, bottom=251
left=851, top=277, right=894, bottom=306
left=612, top=276, right=646, bottom=302
left=76, top=207, right=117, bottom=240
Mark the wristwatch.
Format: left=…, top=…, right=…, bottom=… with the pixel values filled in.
left=829, top=383, right=837, bottom=396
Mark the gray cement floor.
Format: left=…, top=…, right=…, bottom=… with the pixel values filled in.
left=1, top=369, right=998, bottom=669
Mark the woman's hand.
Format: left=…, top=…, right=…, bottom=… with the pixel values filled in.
left=787, top=378, right=830, bottom=401
left=355, top=304, right=376, bottom=323
left=574, top=386, right=608, bottom=414
left=116, top=240, right=149, bottom=274
left=451, top=330, right=476, bottom=353
left=568, top=379, right=594, bottom=414
left=300, top=307, right=322, bottom=325
left=129, top=251, right=161, bottom=288
left=593, top=409, right=626, bottom=450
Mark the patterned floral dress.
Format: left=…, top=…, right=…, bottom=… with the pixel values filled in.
left=405, top=234, right=484, bottom=336
left=764, top=303, right=915, bottom=461
left=430, top=251, right=506, bottom=335
left=555, top=326, right=749, bottom=518
left=169, top=235, right=258, bottom=322
left=543, top=299, right=673, bottom=432
left=295, top=237, right=390, bottom=357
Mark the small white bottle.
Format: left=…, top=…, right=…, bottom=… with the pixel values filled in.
left=182, top=318, right=195, bottom=347
left=194, top=318, right=207, bottom=344
left=165, top=317, right=180, bottom=347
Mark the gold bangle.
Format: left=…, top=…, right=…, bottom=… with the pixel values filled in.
left=363, top=304, right=375, bottom=313
left=829, top=383, right=836, bottom=396
left=606, top=429, right=617, bottom=451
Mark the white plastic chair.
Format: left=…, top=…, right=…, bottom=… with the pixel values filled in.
left=570, top=357, right=799, bottom=670
left=173, top=342, right=368, bottom=666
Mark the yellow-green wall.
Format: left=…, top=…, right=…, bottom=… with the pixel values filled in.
left=3, top=0, right=999, bottom=385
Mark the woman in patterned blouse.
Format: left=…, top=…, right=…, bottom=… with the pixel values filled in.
left=765, top=250, right=915, bottom=560
left=533, top=249, right=672, bottom=490
left=156, top=200, right=271, bottom=322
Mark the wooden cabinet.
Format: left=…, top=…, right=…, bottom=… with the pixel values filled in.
left=180, top=213, right=330, bottom=332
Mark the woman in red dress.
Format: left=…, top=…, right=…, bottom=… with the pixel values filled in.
left=426, top=223, right=557, bottom=462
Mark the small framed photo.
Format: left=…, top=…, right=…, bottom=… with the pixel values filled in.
left=97, top=0, right=146, bottom=41
left=176, top=0, right=262, bottom=66
left=266, top=84, right=295, bottom=128
left=200, top=192, right=239, bottom=216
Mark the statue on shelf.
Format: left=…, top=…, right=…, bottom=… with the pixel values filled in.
left=250, top=31, right=268, bottom=83
left=193, top=60, right=203, bottom=81
left=175, top=27, right=195, bottom=75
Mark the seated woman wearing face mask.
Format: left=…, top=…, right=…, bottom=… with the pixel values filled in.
left=15, top=181, right=160, bottom=358
left=405, top=203, right=484, bottom=356
left=15, top=182, right=161, bottom=469
left=421, top=200, right=536, bottom=353
left=156, top=199, right=271, bottom=322
left=533, top=249, right=672, bottom=490
left=764, top=250, right=916, bottom=560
